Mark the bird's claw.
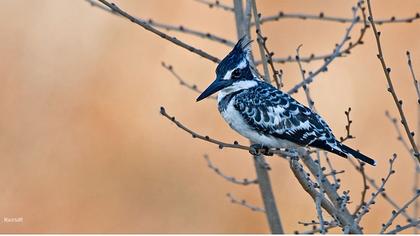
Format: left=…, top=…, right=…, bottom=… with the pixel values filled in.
left=249, top=144, right=273, bottom=156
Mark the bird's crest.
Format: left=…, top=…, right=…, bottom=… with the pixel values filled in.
left=215, top=36, right=252, bottom=77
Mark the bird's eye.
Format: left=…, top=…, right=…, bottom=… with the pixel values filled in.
left=231, top=69, right=241, bottom=79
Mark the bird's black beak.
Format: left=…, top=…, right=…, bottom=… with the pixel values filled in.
left=196, top=78, right=230, bottom=102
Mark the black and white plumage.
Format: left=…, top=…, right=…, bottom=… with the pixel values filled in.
left=196, top=37, right=376, bottom=166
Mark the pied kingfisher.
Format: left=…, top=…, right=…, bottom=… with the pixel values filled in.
left=196, top=37, right=376, bottom=166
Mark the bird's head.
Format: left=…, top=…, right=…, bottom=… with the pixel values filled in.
left=196, top=37, right=256, bottom=102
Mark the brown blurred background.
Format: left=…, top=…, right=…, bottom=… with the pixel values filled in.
left=0, top=0, right=419, bottom=233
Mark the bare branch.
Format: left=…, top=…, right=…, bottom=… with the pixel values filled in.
left=386, top=220, right=420, bottom=234
left=354, top=155, right=397, bottom=223
left=296, top=44, right=315, bottom=109
left=87, top=0, right=234, bottom=47
left=257, top=11, right=420, bottom=25
left=325, top=169, right=345, bottom=177
left=353, top=161, right=368, bottom=215
left=226, top=193, right=265, bottom=213
left=298, top=222, right=339, bottom=234
left=367, top=0, right=420, bottom=163
left=340, top=107, right=355, bottom=142
left=159, top=107, right=295, bottom=157
left=233, top=2, right=284, bottom=234
left=147, top=19, right=235, bottom=46
left=289, top=157, right=362, bottom=233
left=252, top=1, right=270, bottom=83
left=348, top=158, right=415, bottom=221
left=161, top=62, right=216, bottom=99
left=287, top=2, right=362, bottom=94
left=381, top=189, right=420, bottom=233
left=204, top=155, right=258, bottom=185
left=385, top=110, right=412, bottom=154
left=256, top=30, right=283, bottom=88
left=299, top=153, right=362, bottom=233
left=93, top=0, right=221, bottom=63
left=194, top=0, right=234, bottom=12
left=262, top=5, right=369, bottom=65
left=407, top=51, right=420, bottom=102
left=324, top=152, right=341, bottom=190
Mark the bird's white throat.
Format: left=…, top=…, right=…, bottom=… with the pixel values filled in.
left=217, top=80, right=258, bottom=103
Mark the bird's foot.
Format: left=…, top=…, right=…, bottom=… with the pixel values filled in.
left=250, top=144, right=273, bottom=156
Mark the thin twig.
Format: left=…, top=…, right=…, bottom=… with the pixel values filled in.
left=385, top=111, right=412, bottom=154
left=296, top=45, right=315, bottom=110
left=353, top=161, right=368, bottom=215
left=408, top=52, right=420, bottom=232
left=300, top=153, right=362, bottom=233
left=325, top=169, right=345, bottom=177
left=226, top=193, right=265, bottom=213
left=289, top=157, right=361, bottom=233
left=256, top=30, right=283, bottom=88
left=161, top=62, right=216, bottom=99
left=380, top=189, right=420, bottom=233
left=146, top=19, right=234, bottom=46
left=367, top=0, right=420, bottom=163
left=340, top=107, right=355, bottom=142
left=354, top=155, right=397, bottom=223
left=407, top=51, right=420, bottom=102
left=315, top=154, right=327, bottom=234
left=87, top=0, right=234, bottom=47
left=296, top=45, right=326, bottom=233
left=257, top=11, right=420, bottom=25
left=204, top=155, right=258, bottom=185
left=324, top=152, right=340, bottom=190
left=386, top=220, right=420, bottom=234
left=298, top=222, right=339, bottom=234
left=266, top=7, right=370, bottom=65
left=348, top=158, right=415, bottom=221
left=251, top=1, right=270, bottom=83
left=194, top=0, right=234, bottom=12
left=287, top=3, right=361, bottom=94
left=409, top=50, right=420, bottom=234
left=160, top=106, right=295, bottom=157
left=94, top=0, right=221, bottom=63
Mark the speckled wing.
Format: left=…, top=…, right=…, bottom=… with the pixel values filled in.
left=233, top=82, right=341, bottom=151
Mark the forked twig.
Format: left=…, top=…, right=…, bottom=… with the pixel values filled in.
left=226, top=193, right=265, bottom=212
left=354, top=155, right=397, bottom=223
left=87, top=0, right=234, bottom=46
left=161, top=62, right=216, bottom=99
left=258, top=11, right=420, bottom=25
left=256, top=30, right=283, bottom=88
left=287, top=2, right=362, bottom=94
left=386, top=220, right=420, bottom=234
left=353, top=161, right=368, bottom=215
left=380, top=189, right=420, bottom=233
left=160, top=107, right=295, bottom=157
left=93, top=0, right=221, bottom=63
left=204, top=155, right=258, bottom=185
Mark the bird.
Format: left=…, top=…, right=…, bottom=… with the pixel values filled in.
left=196, top=37, right=376, bottom=166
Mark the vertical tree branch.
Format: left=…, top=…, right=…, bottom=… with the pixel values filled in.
left=233, top=0, right=283, bottom=233
left=366, top=0, right=420, bottom=163
left=407, top=51, right=420, bottom=233
left=254, top=154, right=284, bottom=233
left=251, top=0, right=271, bottom=83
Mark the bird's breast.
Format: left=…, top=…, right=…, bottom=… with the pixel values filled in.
left=219, top=98, right=296, bottom=149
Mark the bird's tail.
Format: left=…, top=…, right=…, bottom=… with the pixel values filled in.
left=339, top=144, right=376, bottom=166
